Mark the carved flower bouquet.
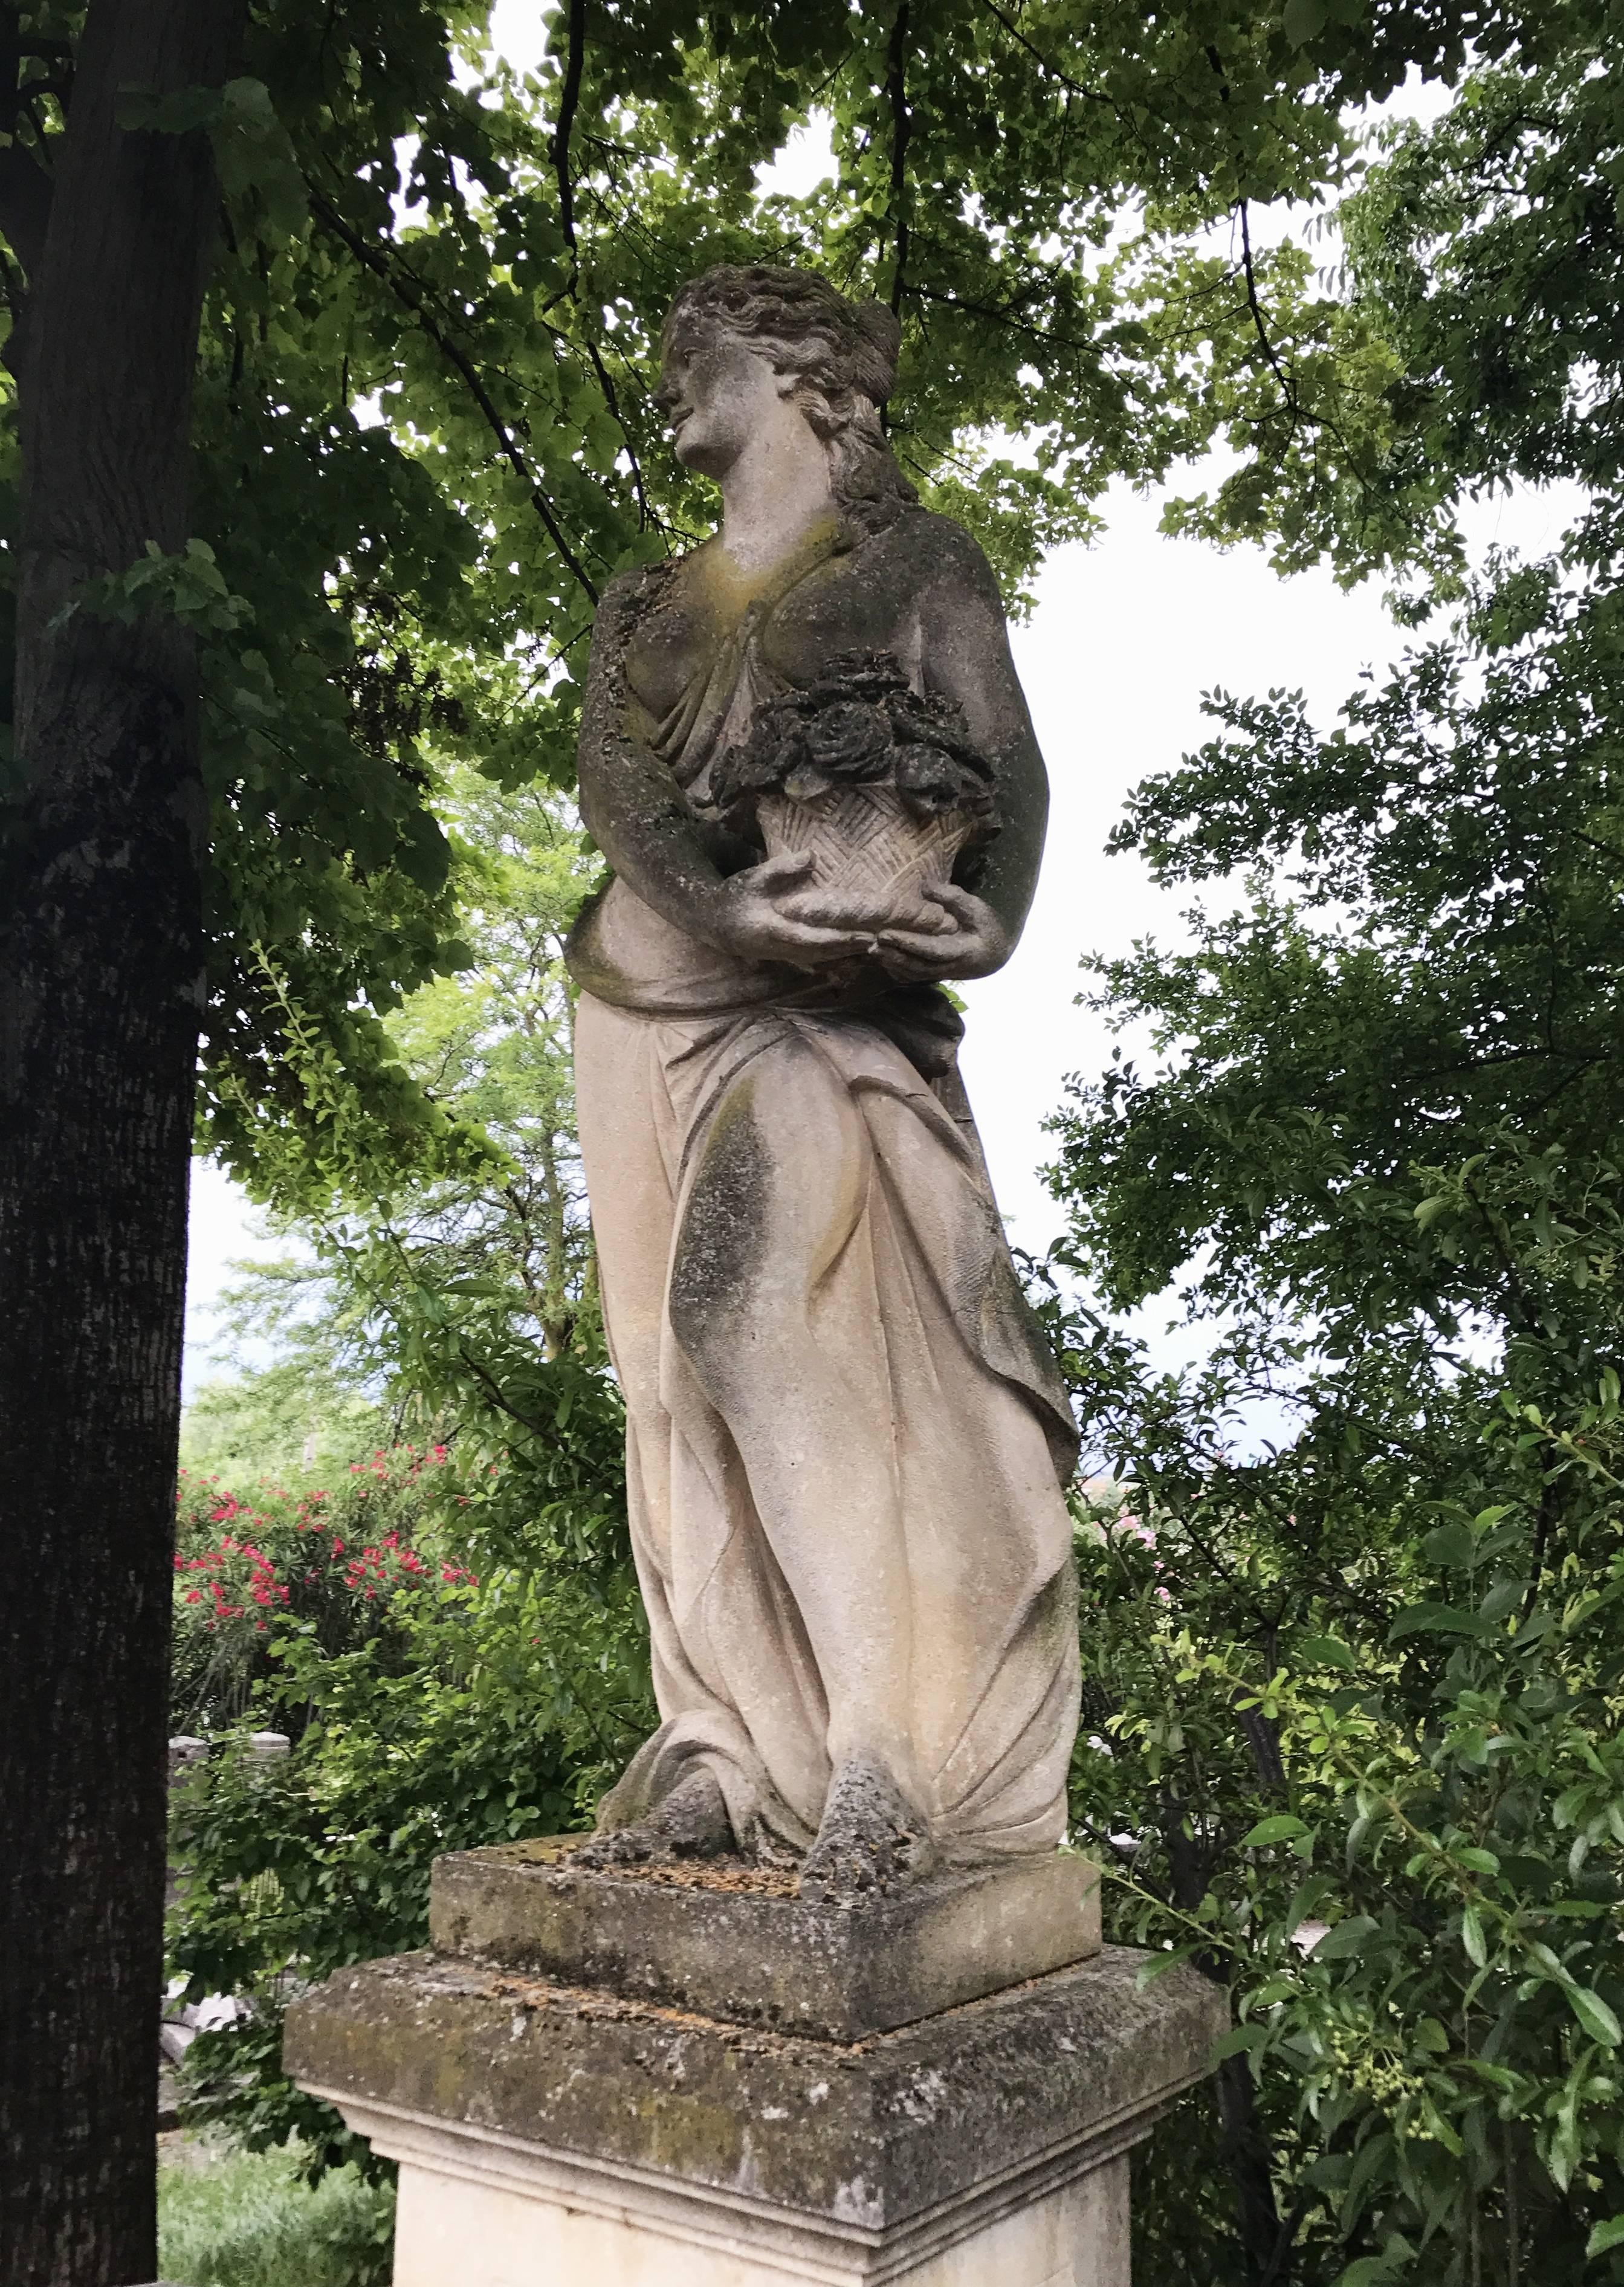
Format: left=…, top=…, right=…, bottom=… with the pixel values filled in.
left=710, top=650, right=1000, bottom=933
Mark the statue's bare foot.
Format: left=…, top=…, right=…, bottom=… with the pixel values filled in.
left=573, top=1767, right=733, bottom=1869
left=797, top=1755, right=940, bottom=1905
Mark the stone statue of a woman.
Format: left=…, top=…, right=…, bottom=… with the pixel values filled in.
left=566, top=264, right=1079, bottom=1903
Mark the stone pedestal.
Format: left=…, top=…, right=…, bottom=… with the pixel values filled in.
left=286, top=1843, right=1224, bottom=2286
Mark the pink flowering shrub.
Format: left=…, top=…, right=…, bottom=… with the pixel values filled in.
left=171, top=1446, right=475, bottom=1733
left=166, top=1443, right=652, bottom=2171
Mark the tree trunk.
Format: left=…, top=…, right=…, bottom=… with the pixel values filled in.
left=1161, top=1784, right=1289, bottom=2282
left=0, top=2, right=242, bottom=2279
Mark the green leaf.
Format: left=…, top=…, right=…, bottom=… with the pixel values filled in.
left=1461, top=1906, right=1487, bottom=1967
left=1588, top=2217, right=1624, bottom=2258
left=1251, top=1975, right=1302, bottom=2007
left=1342, top=2130, right=1396, bottom=2214
left=1211, top=2022, right=1270, bottom=2062
left=1243, top=1813, right=1312, bottom=1846
left=1388, top=1602, right=1490, bottom=1642
left=1299, top=1634, right=1358, bottom=1671
left=1283, top=0, right=1330, bottom=45
left=1453, top=1846, right=1500, bottom=1875
left=1337, top=2257, right=1403, bottom=2287
left=1312, top=1915, right=1379, bottom=1960
left=1566, top=1987, right=1622, bottom=2047
left=1422, top=1522, right=1476, bottom=1570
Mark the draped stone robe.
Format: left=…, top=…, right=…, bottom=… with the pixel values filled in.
left=566, top=509, right=1081, bottom=1865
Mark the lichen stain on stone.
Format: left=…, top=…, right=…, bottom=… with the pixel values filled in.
left=895, top=2066, right=949, bottom=2124
left=833, top=2173, right=885, bottom=2229
left=667, top=1079, right=769, bottom=1365
left=640, top=2092, right=754, bottom=2186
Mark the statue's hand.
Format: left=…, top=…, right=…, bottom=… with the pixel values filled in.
left=874, top=884, right=1013, bottom=982
left=713, top=852, right=879, bottom=970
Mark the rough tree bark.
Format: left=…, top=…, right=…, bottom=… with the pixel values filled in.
left=0, top=2, right=243, bottom=2279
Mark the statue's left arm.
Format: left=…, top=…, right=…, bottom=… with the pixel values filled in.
left=878, top=519, right=1049, bottom=982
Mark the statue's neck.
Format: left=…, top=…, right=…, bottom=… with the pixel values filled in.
left=718, top=424, right=838, bottom=577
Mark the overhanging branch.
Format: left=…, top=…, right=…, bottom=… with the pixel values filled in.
left=1237, top=198, right=1300, bottom=421
left=551, top=0, right=586, bottom=263
left=885, top=2, right=911, bottom=317
left=979, top=0, right=1112, bottom=106
left=310, top=186, right=601, bottom=606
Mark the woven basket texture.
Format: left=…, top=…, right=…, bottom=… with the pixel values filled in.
left=757, top=783, right=970, bottom=929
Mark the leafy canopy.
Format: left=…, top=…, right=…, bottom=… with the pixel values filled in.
left=2, top=0, right=1541, bottom=1214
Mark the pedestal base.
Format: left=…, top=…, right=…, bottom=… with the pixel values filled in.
left=288, top=1846, right=1221, bottom=2285
left=375, top=2106, right=1128, bottom=2285
left=291, top=1953, right=1220, bottom=2284
left=430, top=1839, right=1104, bottom=2040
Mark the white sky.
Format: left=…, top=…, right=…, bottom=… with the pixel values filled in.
left=182, top=47, right=1574, bottom=1395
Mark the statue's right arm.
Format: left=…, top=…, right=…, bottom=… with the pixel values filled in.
left=574, top=573, right=735, bottom=944
left=574, top=571, right=862, bottom=971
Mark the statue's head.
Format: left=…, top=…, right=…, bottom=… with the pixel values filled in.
left=658, top=264, right=916, bottom=525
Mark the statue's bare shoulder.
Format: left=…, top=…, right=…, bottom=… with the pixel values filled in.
left=860, top=504, right=1007, bottom=616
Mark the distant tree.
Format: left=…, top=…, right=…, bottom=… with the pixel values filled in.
left=193, top=771, right=623, bottom=1571
left=1046, top=10, right=1624, bottom=2279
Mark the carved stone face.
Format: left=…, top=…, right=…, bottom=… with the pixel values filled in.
left=657, top=322, right=788, bottom=478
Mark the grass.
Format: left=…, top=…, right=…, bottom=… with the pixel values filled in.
left=157, top=2137, right=395, bottom=2287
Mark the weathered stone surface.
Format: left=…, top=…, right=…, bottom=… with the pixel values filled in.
left=285, top=1942, right=1223, bottom=2236
left=380, top=2127, right=1130, bottom=2286
left=429, top=1839, right=1102, bottom=2041
left=565, top=262, right=1082, bottom=1898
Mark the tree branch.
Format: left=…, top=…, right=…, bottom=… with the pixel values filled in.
left=309, top=186, right=600, bottom=606
left=537, top=36, right=662, bottom=538
left=979, top=0, right=1111, bottom=105
left=580, top=329, right=662, bottom=534
left=910, top=280, right=1100, bottom=363
left=1521, top=1475, right=1558, bottom=1626
left=1238, top=198, right=1300, bottom=420
left=551, top=0, right=585, bottom=263
left=885, top=2, right=911, bottom=317
left=1235, top=1699, right=1287, bottom=1794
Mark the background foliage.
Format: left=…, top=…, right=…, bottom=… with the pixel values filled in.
left=1038, top=6, right=1624, bottom=2278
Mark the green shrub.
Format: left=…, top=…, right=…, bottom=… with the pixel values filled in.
left=158, top=2140, right=393, bottom=2287
left=1046, top=1136, right=1624, bottom=2284
left=167, top=1446, right=652, bottom=2162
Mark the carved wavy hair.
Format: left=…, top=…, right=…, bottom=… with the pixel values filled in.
left=661, top=264, right=917, bottom=532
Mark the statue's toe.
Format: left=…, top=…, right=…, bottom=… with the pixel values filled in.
left=573, top=1765, right=734, bottom=1869
left=798, top=1755, right=940, bottom=1906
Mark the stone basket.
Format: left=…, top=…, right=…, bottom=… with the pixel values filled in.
left=757, top=781, right=975, bottom=934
